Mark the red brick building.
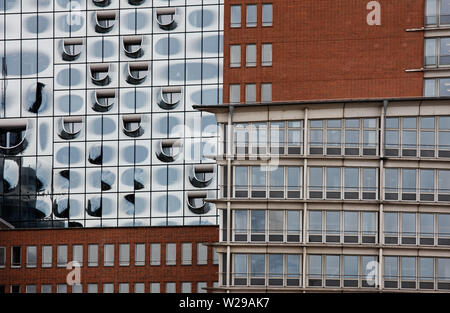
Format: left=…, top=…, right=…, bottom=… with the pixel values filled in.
left=0, top=226, right=219, bottom=293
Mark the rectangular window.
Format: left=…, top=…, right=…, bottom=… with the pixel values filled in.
left=230, top=5, right=241, bottom=27
left=325, top=211, right=340, bottom=241
left=72, top=245, right=83, bottom=266
left=0, top=247, right=5, bottom=267
left=181, top=243, right=192, bottom=265
left=308, top=255, right=322, bottom=286
left=438, top=214, right=450, bottom=239
left=269, top=210, right=283, bottom=241
left=230, top=45, right=241, bottom=67
left=326, top=167, right=341, bottom=199
left=104, top=244, right=114, bottom=267
left=251, top=210, right=266, bottom=241
left=181, top=282, right=191, bottom=293
left=87, top=284, right=98, bottom=293
left=119, top=244, right=129, bottom=266
left=245, top=83, right=256, bottom=103
left=150, top=283, right=160, bottom=293
left=229, top=84, right=240, bottom=103
left=438, top=258, right=450, bottom=282
left=251, top=166, right=267, bottom=198
left=384, top=256, right=398, bottom=288
left=261, top=83, right=272, bottom=102
left=119, top=283, right=129, bottom=293
left=72, top=284, right=82, bottom=293
left=420, top=169, right=435, bottom=200
left=41, top=285, right=52, bottom=293
left=362, top=168, right=377, bottom=199
left=262, top=44, right=272, bottom=66
left=419, top=257, right=434, bottom=282
left=362, top=212, right=377, bottom=238
left=246, top=4, right=257, bottom=27
left=426, top=0, right=438, bottom=25
left=166, top=243, right=176, bottom=266
left=442, top=0, right=450, bottom=25
left=287, top=211, right=301, bottom=242
left=402, top=169, right=417, bottom=200
left=26, top=285, right=36, bottom=294
left=325, top=255, right=340, bottom=285
left=246, top=44, right=257, bottom=67
left=57, top=245, right=67, bottom=267
left=234, top=209, right=248, bottom=240
left=309, top=211, right=323, bottom=240
left=438, top=169, right=450, bottom=200
left=344, top=256, right=358, bottom=286
left=234, top=254, right=248, bottom=282
left=212, top=247, right=219, bottom=265
left=425, top=38, right=437, bottom=66
left=420, top=213, right=434, bottom=242
left=401, top=257, right=417, bottom=286
left=344, top=168, right=359, bottom=199
left=11, top=246, right=21, bottom=267
left=57, top=284, right=67, bottom=293
left=287, top=255, right=301, bottom=284
left=103, top=283, right=114, bottom=293
left=135, top=243, right=145, bottom=266
left=197, top=243, right=208, bottom=265
left=165, top=282, right=176, bottom=293
left=439, top=78, right=450, bottom=96
left=438, top=116, right=450, bottom=156
left=424, top=79, right=437, bottom=97
left=385, top=168, right=399, bottom=199
left=42, top=246, right=52, bottom=268
left=26, top=246, right=37, bottom=268
left=268, top=254, right=283, bottom=283
left=344, top=211, right=358, bottom=238
left=10, top=285, right=20, bottom=293
left=134, top=283, right=144, bottom=293
left=150, top=243, right=161, bottom=266
left=88, top=244, right=98, bottom=267
left=262, top=4, right=273, bottom=26
left=250, top=254, right=265, bottom=285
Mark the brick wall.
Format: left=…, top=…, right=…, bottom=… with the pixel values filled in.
left=0, top=226, right=219, bottom=293
left=223, top=0, right=424, bottom=102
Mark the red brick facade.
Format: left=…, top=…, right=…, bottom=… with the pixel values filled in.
left=224, top=0, right=424, bottom=103
left=0, top=226, right=218, bottom=293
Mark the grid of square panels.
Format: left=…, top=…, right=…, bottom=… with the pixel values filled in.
left=0, top=0, right=223, bottom=228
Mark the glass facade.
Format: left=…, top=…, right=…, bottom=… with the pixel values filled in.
left=0, top=0, right=223, bottom=228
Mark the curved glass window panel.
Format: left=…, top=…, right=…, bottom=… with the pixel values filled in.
left=52, top=197, right=81, bottom=219
left=59, top=116, right=83, bottom=140
left=156, top=139, right=182, bottom=163
left=62, top=38, right=83, bottom=61
left=0, top=119, right=28, bottom=155
left=187, top=191, right=210, bottom=214
left=95, top=11, right=116, bottom=33
left=122, top=114, right=143, bottom=137
left=56, top=92, right=84, bottom=114
left=123, top=35, right=143, bottom=58
left=438, top=214, right=450, bottom=236
left=90, top=64, right=110, bottom=86
left=156, top=8, right=177, bottom=30
left=2, top=159, right=19, bottom=192
left=126, top=62, right=148, bottom=85
left=93, top=89, right=115, bottom=112
left=384, top=212, right=398, bottom=236
left=93, top=0, right=111, bottom=7
left=234, top=254, right=247, bottom=277
left=159, top=87, right=182, bottom=110
left=55, top=144, right=83, bottom=166
left=189, top=164, right=214, bottom=188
